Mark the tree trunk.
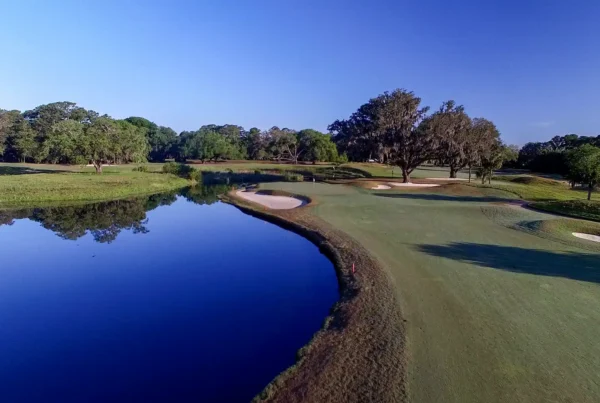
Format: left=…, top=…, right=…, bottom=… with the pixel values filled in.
left=402, top=169, right=410, bottom=183
left=93, top=161, right=103, bottom=174
left=488, top=171, right=492, bottom=184
left=468, top=165, right=472, bottom=183
left=588, top=184, right=593, bottom=201
left=449, top=166, right=457, bottom=178
left=481, top=175, right=485, bottom=185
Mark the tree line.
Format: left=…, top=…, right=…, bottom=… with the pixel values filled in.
left=515, top=134, right=600, bottom=175
left=329, top=89, right=517, bottom=183
left=0, top=102, right=344, bottom=173
left=514, top=134, right=600, bottom=200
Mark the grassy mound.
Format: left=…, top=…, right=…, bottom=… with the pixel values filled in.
left=478, top=175, right=593, bottom=202
left=531, top=200, right=600, bottom=222
left=507, top=176, right=563, bottom=186
left=513, top=218, right=600, bottom=252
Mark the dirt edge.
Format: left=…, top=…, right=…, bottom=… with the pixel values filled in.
left=223, top=190, right=407, bottom=403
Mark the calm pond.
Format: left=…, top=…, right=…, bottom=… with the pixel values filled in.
left=0, top=187, right=338, bottom=402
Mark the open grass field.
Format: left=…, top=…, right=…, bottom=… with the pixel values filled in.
left=0, top=170, right=189, bottom=207
left=255, top=181, right=600, bottom=403
left=0, top=162, right=352, bottom=207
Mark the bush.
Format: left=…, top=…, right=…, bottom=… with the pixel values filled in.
left=162, top=162, right=199, bottom=180
left=162, top=162, right=181, bottom=175
left=254, top=169, right=262, bottom=175
left=188, top=169, right=202, bottom=182
left=284, top=172, right=304, bottom=182
left=133, top=165, right=149, bottom=172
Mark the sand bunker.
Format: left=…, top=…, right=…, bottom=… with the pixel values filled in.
left=388, top=182, right=440, bottom=188
left=235, top=190, right=305, bottom=209
left=572, top=232, right=600, bottom=243
left=426, top=177, right=468, bottom=181
left=371, top=184, right=392, bottom=190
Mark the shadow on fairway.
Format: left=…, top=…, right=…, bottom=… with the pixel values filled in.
left=374, top=193, right=515, bottom=203
left=417, top=242, right=600, bottom=284
left=0, top=166, right=66, bottom=175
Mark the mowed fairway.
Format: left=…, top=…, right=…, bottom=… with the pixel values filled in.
left=259, top=182, right=600, bottom=403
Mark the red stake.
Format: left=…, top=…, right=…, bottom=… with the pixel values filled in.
left=352, top=263, right=355, bottom=274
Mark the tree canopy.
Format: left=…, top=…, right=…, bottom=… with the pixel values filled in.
left=566, top=144, right=600, bottom=200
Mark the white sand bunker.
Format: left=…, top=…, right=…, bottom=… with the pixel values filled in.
left=371, top=184, right=391, bottom=190
left=572, top=232, right=600, bottom=243
left=426, top=177, right=468, bottom=181
left=235, top=190, right=305, bottom=209
left=388, top=182, right=440, bottom=188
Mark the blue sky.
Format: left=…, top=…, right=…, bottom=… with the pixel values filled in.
left=0, top=1, right=598, bottom=145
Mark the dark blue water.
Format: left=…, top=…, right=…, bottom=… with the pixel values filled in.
left=0, top=189, right=338, bottom=402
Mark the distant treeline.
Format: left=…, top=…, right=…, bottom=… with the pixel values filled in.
left=515, top=134, right=600, bottom=175
left=0, top=102, right=344, bottom=172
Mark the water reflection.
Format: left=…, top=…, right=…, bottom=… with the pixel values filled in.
left=0, top=185, right=337, bottom=402
left=0, top=185, right=232, bottom=243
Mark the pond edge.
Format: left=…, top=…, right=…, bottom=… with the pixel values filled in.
left=222, top=190, right=408, bottom=403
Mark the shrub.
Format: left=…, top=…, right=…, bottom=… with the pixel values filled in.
left=162, top=162, right=199, bottom=180
left=162, top=162, right=181, bottom=175
left=188, top=169, right=202, bottom=182
left=284, top=172, right=304, bottom=182
left=254, top=169, right=262, bottom=175
left=133, top=165, right=149, bottom=172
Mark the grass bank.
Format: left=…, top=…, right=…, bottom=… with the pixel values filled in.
left=0, top=171, right=189, bottom=208
left=530, top=199, right=600, bottom=221
left=478, top=175, right=595, bottom=202
left=224, top=189, right=407, bottom=403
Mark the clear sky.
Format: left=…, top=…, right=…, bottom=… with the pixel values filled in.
left=1, top=0, right=598, bottom=145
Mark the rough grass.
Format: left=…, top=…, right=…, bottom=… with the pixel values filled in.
left=0, top=171, right=188, bottom=207
left=531, top=199, right=600, bottom=222
left=254, top=182, right=600, bottom=403
left=478, top=175, right=595, bottom=202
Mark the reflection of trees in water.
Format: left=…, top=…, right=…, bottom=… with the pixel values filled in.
left=179, top=184, right=232, bottom=206
left=0, top=186, right=229, bottom=243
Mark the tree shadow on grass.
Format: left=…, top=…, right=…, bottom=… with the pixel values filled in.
left=0, top=166, right=67, bottom=175
left=416, top=242, right=600, bottom=284
left=374, top=193, right=516, bottom=203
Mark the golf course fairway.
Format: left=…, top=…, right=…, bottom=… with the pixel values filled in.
left=256, top=182, right=600, bottom=403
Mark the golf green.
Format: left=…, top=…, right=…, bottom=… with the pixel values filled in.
left=260, top=182, right=600, bottom=403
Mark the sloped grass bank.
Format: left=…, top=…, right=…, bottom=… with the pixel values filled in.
left=223, top=190, right=407, bottom=403
left=530, top=200, right=600, bottom=222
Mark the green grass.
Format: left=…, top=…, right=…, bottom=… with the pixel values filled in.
left=0, top=161, right=334, bottom=174
left=479, top=175, right=596, bottom=202
left=346, top=163, right=472, bottom=179
left=0, top=171, right=189, bottom=207
left=531, top=199, right=600, bottom=221
left=257, top=181, right=600, bottom=403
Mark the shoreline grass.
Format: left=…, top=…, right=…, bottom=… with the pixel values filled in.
left=224, top=189, right=407, bottom=403
left=0, top=171, right=189, bottom=208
